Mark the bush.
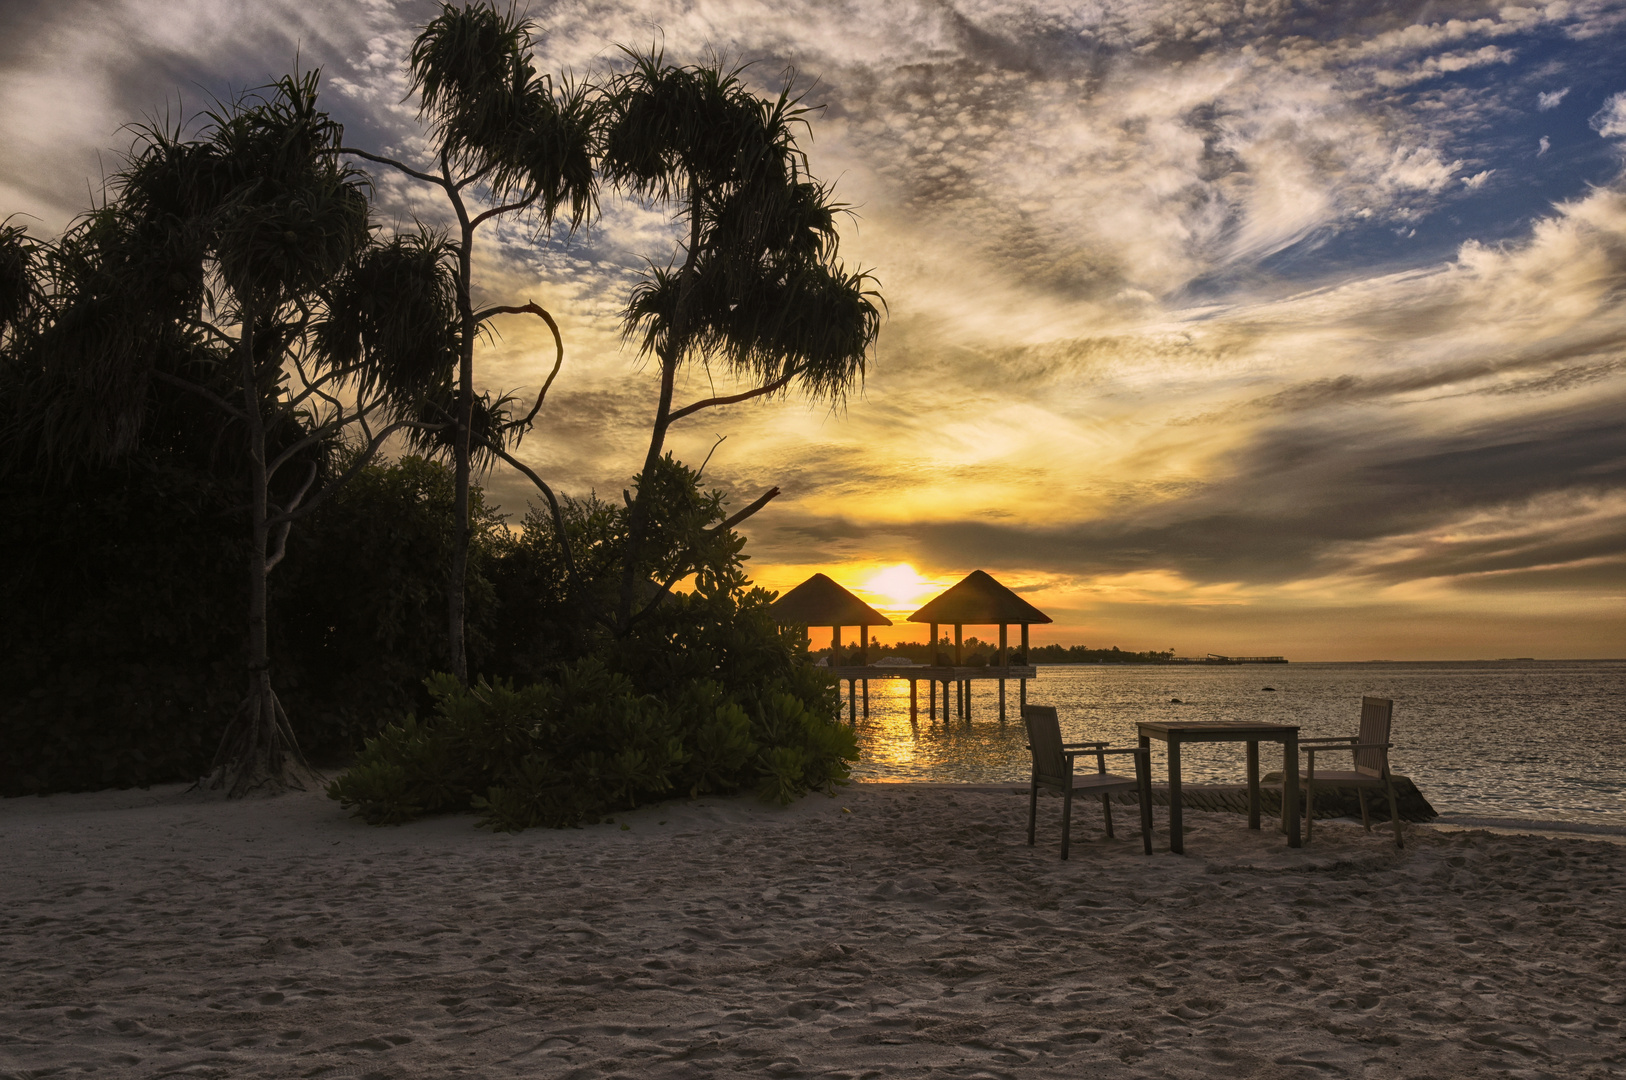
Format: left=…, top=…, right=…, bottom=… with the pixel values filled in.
left=327, top=653, right=855, bottom=831
left=328, top=456, right=856, bottom=829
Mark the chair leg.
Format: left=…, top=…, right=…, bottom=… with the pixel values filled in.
left=1061, top=787, right=1074, bottom=860
left=1137, top=753, right=1154, bottom=855
left=1101, top=794, right=1115, bottom=838
left=1386, top=779, right=1403, bottom=850
left=1358, top=788, right=1371, bottom=832
left=1027, top=779, right=1038, bottom=847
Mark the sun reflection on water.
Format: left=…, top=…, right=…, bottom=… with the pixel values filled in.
left=838, top=662, right=1626, bottom=826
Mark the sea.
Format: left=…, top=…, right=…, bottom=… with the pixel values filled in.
left=846, top=660, right=1626, bottom=831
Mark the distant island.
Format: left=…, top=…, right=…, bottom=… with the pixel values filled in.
left=814, top=639, right=1286, bottom=666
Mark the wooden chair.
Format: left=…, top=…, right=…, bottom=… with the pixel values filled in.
left=1021, top=704, right=1153, bottom=859
left=1299, top=696, right=1404, bottom=849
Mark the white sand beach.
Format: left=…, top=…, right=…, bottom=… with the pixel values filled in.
left=2, top=782, right=1623, bottom=1079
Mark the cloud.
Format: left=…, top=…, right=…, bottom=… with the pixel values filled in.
left=6, top=0, right=1626, bottom=656
left=1538, top=86, right=1570, bottom=110
left=1591, top=91, right=1626, bottom=138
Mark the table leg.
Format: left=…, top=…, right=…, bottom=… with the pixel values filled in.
left=1283, top=733, right=1301, bottom=848
left=1246, top=740, right=1260, bottom=830
left=1167, top=736, right=1183, bottom=855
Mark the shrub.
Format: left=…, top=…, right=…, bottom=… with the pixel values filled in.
left=328, top=653, right=855, bottom=831
left=328, top=456, right=856, bottom=829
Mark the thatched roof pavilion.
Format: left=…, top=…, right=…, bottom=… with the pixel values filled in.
left=909, top=571, right=1051, bottom=721
left=769, top=573, right=891, bottom=663
left=909, top=569, right=1052, bottom=628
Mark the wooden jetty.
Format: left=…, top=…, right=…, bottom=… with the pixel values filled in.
left=767, top=573, right=892, bottom=723
left=907, top=570, right=1053, bottom=724
left=826, top=664, right=1039, bottom=723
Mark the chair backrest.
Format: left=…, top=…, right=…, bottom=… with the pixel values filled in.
left=1355, top=697, right=1393, bottom=776
left=1021, top=705, right=1069, bottom=785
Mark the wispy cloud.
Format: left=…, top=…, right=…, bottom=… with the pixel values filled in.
left=4, top=0, right=1625, bottom=656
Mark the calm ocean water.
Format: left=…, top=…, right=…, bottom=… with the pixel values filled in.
left=846, top=660, right=1626, bottom=828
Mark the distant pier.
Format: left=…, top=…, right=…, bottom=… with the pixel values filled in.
left=1168, top=654, right=1289, bottom=664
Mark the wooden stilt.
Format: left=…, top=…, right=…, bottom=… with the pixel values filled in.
left=860, top=625, right=869, bottom=718
left=929, top=679, right=936, bottom=723
left=998, top=623, right=1008, bottom=722
left=832, top=624, right=843, bottom=720
left=848, top=678, right=856, bottom=724
left=1020, top=623, right=1029, bottom=710
left=954, top=624, right=964, bottom=719
left=909, top=679, right=918, bottom=724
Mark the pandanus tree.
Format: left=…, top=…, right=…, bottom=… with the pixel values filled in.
left=4, top=73, right=461, bottom=795
left=343, top=2, right=597, bottom=682
left=601, top=51, right=883, bottom=632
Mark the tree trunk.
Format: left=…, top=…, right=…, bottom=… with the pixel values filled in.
left=446, top=209, right=477, bottom=684
left=194, top=314, right=317, bottom=797
left=617, top=181, right=703, bottom=630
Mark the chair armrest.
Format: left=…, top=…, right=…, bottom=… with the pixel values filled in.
left=1091, top=747, right=1149, bottom=757
left=1061, top=742, right=1107, bottom=750
left=1297, top=736, right=1357, bottom=744
left=1305, top=742, right=1391, bottom=755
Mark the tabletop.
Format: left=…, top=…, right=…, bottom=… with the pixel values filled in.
left=1136, top=721, right=1300, bottom=737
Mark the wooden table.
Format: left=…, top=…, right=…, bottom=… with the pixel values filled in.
left=1136, top=721, right=1301, bottom=853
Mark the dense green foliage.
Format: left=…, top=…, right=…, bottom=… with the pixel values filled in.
left=0, top=453, right=503, bottom=796
left=0, top=461, right=244, bottom=795
left=327, top=456, right=856, bottom=829
left=1, top=15, right=870, bottom=815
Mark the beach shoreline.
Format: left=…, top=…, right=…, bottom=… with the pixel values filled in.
left=3, top=782, right=1623, bottom=1078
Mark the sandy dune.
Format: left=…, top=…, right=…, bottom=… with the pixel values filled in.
left=2, top=782, right=1623, bottom=1078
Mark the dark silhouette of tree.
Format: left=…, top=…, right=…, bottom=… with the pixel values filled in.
left=598, top=50, right=883, bottom=632
left=341, top=2, right=597, bottom=683
left=1, top=73, right=461, bottom=796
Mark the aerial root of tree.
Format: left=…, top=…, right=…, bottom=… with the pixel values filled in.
left=193, top=677, right=322, bottom=798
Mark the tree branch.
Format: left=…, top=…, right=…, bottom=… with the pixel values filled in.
left=455, top=160, right=498, bottom=191
left=338, top=146, right=449, bottom=189
left=710, top=486, right=781, bottom=534
left=667, top=367, right=800, bottom=424
left=470, top=192, right=538, bottom=229
left=483, top=443, right=578, bottom=584
left=626, top=486, right=782, bottom=629
left=472, top=301, right=565, bottom=431
left=265, top=460, right=319, bottom=574
left=150, top=370, right=248, bottom=420
left=266, top=418, right=445, bottom=529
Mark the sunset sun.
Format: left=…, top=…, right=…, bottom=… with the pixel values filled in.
left=861, top=564, right=941, bottom=612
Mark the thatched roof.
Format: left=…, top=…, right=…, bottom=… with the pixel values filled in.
left=769, top=573, right=893, bottom=626
left=907, top=570, right=1052, bottom=625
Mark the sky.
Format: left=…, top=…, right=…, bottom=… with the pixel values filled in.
left=3, top=0, right=1624, bottom=659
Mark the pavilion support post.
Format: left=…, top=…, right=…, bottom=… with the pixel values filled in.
left=861, top=625, right=869, bottom=718
left=954, top=624, right=964, bottom=720
left=832, top=625, right=844, bottom=722
left=910, top=678, right=917, bottom=724
left=848, top=677, right=856, bottom=725
left=1020, top=623, right=1029, bottom=710
left=998, top=623, right=1008, bottom=722
left=929, top=678, right=936, bottom=723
